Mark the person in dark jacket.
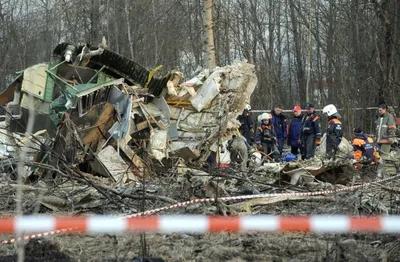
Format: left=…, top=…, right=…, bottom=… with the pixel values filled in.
left=322, top=104, right=342, bottom=159
left=301, top=103, right=322, bottom=160
left=255, top=113, right=280, bottom=162
left=238, top=104, right=254, bottom=144
left=270, top=106, right=288, bottom=154
left=352, top=127, right=376, bottom=169
left=288, top=106, right=303, bottom=155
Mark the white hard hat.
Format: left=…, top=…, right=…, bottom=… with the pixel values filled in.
left=323, top=104, right=338, bottom=116
left=245, top=104, right=251, bottom=111
left=258, top=113, right=271, bottom=122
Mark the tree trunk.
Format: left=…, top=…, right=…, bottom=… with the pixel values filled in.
left=288, top=0, right=306, bottom=104
left=203, top=0, right=216, bottom=69
left=124, top=0, right=134, bottom=59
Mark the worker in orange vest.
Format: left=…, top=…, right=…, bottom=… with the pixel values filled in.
left=322, top=104, right=342, bottom=159
left=352, top=127, right=376, bottom=169
left=255, top=113, right=280, bottom=162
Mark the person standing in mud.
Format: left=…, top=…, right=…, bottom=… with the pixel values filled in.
left=388, top=106, right=400, bottom=139
left=270, top=106, right=288, bottom=154
left=237, top=104, right=254, bottom=144
left=375, top=104, right=396, bottom=154
left=255, top=113, right=280, bottom=162
left=288, top=106, right=303, bottom=155
left=322, top=104, right=342, bottom=159
left=301, top=103, right=322, bottom=160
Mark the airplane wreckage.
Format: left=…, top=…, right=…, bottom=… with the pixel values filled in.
left=0, top=41, right=397, bottom=189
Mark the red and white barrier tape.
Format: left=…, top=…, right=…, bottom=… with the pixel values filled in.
left=1, top=215, right=400, bottom=234
left=1, top=173, right=399, bottom=244
left=1, top=228, right=72, bottom=244
left=125, top=173, right=400, bottom=218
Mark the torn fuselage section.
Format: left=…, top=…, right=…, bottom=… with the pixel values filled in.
left=0, top=48, right=152, bottom=182
left=0, top=41, right=258, bottom=186
left=0, top=62, right=116, bottom=135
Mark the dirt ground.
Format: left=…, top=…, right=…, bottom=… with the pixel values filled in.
left=0, top=168, right=399, bottom=261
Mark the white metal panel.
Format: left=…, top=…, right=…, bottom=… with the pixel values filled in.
left=21, top=63, right=48, bottom=100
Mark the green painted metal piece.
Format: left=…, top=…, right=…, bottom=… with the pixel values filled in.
left=49, top=95, right=68, bottom=125
left=65, top=78, right=123, bottom=98
left=43, top=62, right=57, bottom=102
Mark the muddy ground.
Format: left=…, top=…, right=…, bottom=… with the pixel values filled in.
left=0, top=167, right=399, bottom=261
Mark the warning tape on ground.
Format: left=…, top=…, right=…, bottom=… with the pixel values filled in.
left=1, top=174, right=399, bottom=244
left=1, top=215, right=400, bottom=234
left=125, top=173, right=400, bottom=218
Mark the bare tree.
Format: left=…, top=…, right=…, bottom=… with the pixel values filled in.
left=204, top=0, right=216, bottom=69
left=2, top=0, right=400, bottom=134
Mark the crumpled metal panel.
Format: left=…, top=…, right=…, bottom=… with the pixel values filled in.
left=53, top=44, right=172, bottom=97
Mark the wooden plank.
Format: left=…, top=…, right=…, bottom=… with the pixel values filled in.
left=136, top=121, right=149, bottom=131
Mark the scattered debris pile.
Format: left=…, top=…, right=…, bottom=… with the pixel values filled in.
left=0, top=40, right=385, bottom=215
left=1, top=43, right=400, bottom=262
left=245, top=134, right=356, bottom=186
left=0, top=41, right=257, bottom=189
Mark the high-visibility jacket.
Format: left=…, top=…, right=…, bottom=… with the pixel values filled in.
left=352, top=134, right=375, bottom=163
left=301, top=113, right=322, bottom=138
left=326, top=117, right=342, bottom=150
left=255, top=124, right=276, bottom=144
